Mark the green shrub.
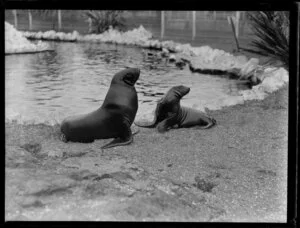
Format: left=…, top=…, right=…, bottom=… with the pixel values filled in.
left=246, top=11, right=289, bottom=70
left=83, top=10, right=126, bottom=34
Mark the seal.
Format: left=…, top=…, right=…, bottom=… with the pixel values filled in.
left=135, top=85, right=216, bottom=132
left=60, top=68, right=140, bottom=149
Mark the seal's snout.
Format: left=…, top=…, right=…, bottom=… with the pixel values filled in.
left=132, top=68, right=140, bottom=81
left=121, top=68, right=140, bottom=86
left=180, top=86, right=190, bottom=96
left=125, top=67, right=140, bottom=74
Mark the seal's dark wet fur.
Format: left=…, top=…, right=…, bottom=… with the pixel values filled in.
left=135, top=85, right=216, bottom=132
left=60, top=68, right=140, bottom=149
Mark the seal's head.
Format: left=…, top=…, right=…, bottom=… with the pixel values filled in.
left=161, top=85, right=190, bottom=105
left=112, top=68, right=140, bottom=86
left=170, top=85, right=190, bottom=99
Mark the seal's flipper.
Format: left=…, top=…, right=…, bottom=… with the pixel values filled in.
left=195, top=117, right=217, bottom=129
left=101, top=121, right=134, bottom=149
left=196, top=122, right=215, bottom=129
left=157, top=113, right=178, bottom=133
left=101, top=136, right=133, bottom=149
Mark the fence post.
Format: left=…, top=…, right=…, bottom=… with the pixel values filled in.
left=228, top=16, right=240, bottom=51
left=161, top=11, right=165, bottom=39
left=213, top=11, right=217, bottom=29
left=28, top=10, right=32, bottom=30
left=235, top=11, right=240, bottom=38
left=240, top=11, right=245, bottom=36
left=12, top=10, right=18, bottom=28
left=192, top=11, right=196, bottom=40
left=58, top=10, right=62, bottom=31
left=88, top=17, right=92, bottom=33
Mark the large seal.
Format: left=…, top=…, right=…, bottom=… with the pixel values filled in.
left=135, top=85, right=216, bottom=132
left=60, top=68, right=140, bottom=149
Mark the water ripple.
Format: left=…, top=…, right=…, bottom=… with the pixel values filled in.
left=5, top=42, right=246, bottom=123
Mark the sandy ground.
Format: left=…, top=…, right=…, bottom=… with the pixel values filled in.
left=5, top=82, right=288, bottom=222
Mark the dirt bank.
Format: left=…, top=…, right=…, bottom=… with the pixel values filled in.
left=5, top=84, right=288, bottom=222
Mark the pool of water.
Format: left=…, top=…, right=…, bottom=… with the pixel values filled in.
left=5, top=41, right=247, bottom=124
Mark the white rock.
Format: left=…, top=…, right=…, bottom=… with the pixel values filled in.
left=5, top=22, right=50, bottom=54
left=240, top=58, right=260, bottom=76
left=162, top=48, right=169, bottom=54
left=169, top=54, right=176, bottom=61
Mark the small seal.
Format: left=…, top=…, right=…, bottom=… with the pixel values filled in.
left=60, top=68, right=140, bottom=149
left=135, top=85, right=216, bottom=132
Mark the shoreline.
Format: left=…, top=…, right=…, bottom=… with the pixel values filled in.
left=5, top=82, right=288, bottom=127
left=5, top=83, right=288, bottom=140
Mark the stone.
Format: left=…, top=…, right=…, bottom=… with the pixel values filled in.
left=169, top=54, right=176, bottom=62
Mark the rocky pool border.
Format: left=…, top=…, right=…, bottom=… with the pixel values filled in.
left=5, top=22, right=53, bottom=54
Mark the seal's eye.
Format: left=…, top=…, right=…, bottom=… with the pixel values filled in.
left=122, top=69, right=139, bottom=86
left=123, top=75, right=135, bottom=86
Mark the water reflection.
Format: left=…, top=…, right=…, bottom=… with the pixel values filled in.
left=5, top=41, right=247, bottom=123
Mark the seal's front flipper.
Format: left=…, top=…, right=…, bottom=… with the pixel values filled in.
left=157, top=113, right=178, bottom=133
left=101, top=136, right=133, bottom=149
left=101, top=121, right=133, bottom=149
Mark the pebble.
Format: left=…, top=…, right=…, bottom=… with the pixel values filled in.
left=169, top=54, right=176, bottom=62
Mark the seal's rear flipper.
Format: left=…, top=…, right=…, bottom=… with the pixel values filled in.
left=195, top=118, right=217, bottom=129
left=102, top=121, right=134, bottom=149
left=101, top=137, right=133, bottom=149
